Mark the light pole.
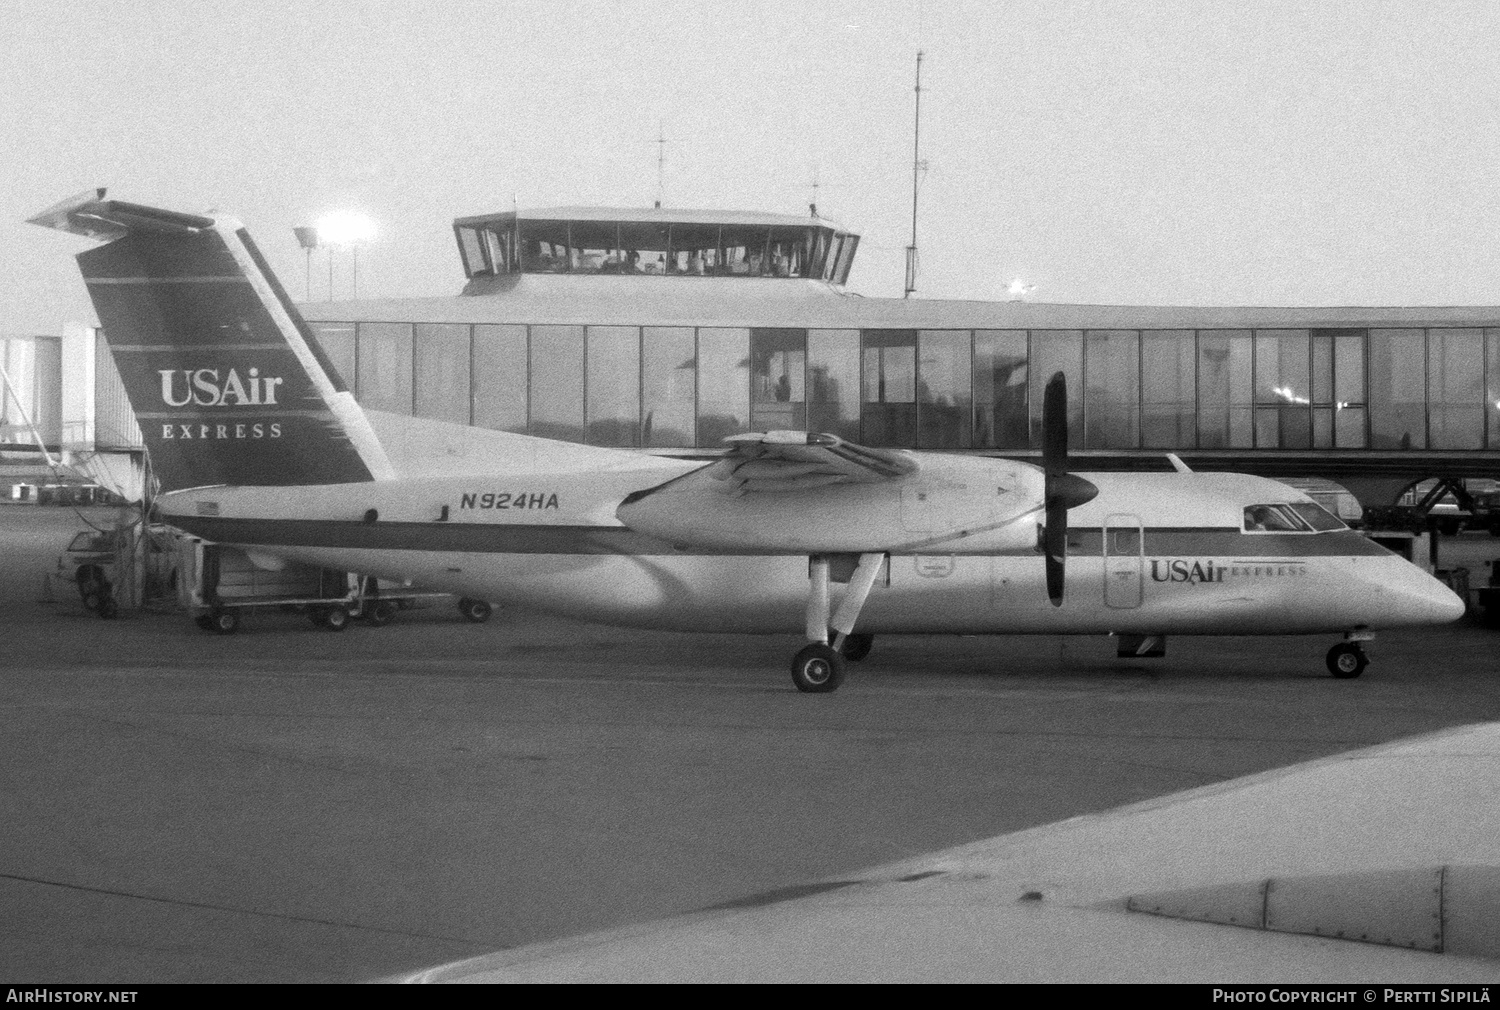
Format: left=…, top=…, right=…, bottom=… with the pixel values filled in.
left=292, top=226, right=319, bottom=301
left=315, top=211, right=377, bottom=301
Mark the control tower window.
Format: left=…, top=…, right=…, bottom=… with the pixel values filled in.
left=613, top=221, right=670, bottom=274
left=456, top=223, right=516, bottom=277
left=670, top=224, right=720, bottom=275
left=458, top=227, right=489, bottom=276
left=522, top=221, right=573, bottom=272
left=721, top=225, right=768, bottom=276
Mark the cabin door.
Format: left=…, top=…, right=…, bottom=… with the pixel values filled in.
left=1103, top=513, right=1144, bottom=609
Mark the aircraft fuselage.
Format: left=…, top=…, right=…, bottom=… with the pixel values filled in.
left=159, top=466, right=1459, bottom=637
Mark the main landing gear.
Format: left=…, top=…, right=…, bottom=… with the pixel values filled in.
left=1326, top=629, right=1374, bottom=679
left=792, top=553, right=885, bottom=693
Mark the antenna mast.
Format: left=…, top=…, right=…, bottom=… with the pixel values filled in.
left=904, top=50, right=924, bottom=298
left=655, top=123, right=666, bottom=209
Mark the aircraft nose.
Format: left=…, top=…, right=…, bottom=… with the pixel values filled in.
left=1376, top=561, right=1467, bottom=626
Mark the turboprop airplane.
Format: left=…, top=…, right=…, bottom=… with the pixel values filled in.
left=30, top=190, right=1465, bottom=692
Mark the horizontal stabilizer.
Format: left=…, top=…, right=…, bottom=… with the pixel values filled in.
left=28, top=189, right=215, bottom=241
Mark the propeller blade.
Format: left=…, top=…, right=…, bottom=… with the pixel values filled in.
left=1042, top=371, right=1068, bottom=477
left=1039, top=372, right=1097, bottom=607
left=1044, top=500, right=1067, bottom=606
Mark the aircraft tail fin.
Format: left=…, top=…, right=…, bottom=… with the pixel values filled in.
left=29, top=189, right=395, bottom=492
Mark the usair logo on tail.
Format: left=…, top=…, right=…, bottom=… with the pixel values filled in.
left=157, top=367, right=286, bottom=441
left=159, top=367, right=283, bottom=407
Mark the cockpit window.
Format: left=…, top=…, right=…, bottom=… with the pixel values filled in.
left=1243, top=503, right=1345, bottom=533
left=1244, top=504, right=1305, bottom=532
left=1287, top=501, right=1347, bottom=531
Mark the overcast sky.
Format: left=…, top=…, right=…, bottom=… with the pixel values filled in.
left=5, top=0, right=1500, bottom=333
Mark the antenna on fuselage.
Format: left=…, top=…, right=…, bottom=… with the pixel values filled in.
left=904, top=50, right=926, bottom=298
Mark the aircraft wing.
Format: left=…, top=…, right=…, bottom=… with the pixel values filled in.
left=701, top=431, right=918, bottom=495
left=406, top=722, right=1500, bottom=982
left=615, top=433, right=1040, bottom=555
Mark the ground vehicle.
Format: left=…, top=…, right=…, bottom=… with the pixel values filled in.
left=175, top=537, right=478, bottom=633
left=56, top=523, right=178, bottom=616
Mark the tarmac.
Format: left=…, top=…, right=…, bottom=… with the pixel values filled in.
left=3, top=504, right=1499, bottom=983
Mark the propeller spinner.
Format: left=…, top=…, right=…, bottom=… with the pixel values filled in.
left=1041, top=372, right=1099, bottom=606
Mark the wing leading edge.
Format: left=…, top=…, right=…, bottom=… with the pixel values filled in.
left=407, top=722, right=1500, bottom=983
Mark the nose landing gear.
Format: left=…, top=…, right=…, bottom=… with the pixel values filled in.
left=1327, top=629, right=1374, bottom=678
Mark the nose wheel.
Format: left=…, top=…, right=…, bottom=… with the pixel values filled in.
left=1326, top=642, right=1368, bottom=679
left=792, top=643, right=845, bottom=693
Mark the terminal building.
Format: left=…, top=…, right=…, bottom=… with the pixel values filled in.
left=1, top=329, right=143, bottom=500
left=8, top=204, right=1499, bottom=508
left=295, top=204, right=1500, bottom=505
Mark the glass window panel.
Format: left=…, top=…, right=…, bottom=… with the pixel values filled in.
left=1029, top=331, right=1083, bottom=448
left=414, top=323, right=471, bottom=425
left=750, top=329, right=806, bottom=431
left=667, top=224, right=721, bottom=275
left=1336, top=405, right=1367, bottom=448
left=569, top=221, right=620, bottom=274
left=1141, top=330, right=1195, bottom=448
left=1311, top=333, right=1334, bottom=404
left=614, top=222, right=670, bottom=275
left=1369, top=329, right=1426, bottom=449
left=697, top=328, right=750, bottom=445
left=806, top=329, right=860, bottom=441
left=1084, top=330, right=1139, bottom=448
left=642, top=326, right=696, bottom=447
left=529, top=325, right=585, bottom=442
left=974, top=330, right=1029, bottom=448
left=1255, top=330, right=1310, bottom=404
left=520, top=221, right=572, bottom=273
left=308, top=322, right=356, bottom=392
left=1252, top=330, right=1311, bottom=448
left=586, top=326, right=640, bottom=446
left=356, top=322, right=412, bottom=415
left=1428, top=328, right=1484, bottom=450
left=1335, top=333, right=1365, bottom=404
left=1489, top=329, right=1500, bottom=449
left=472, top=324, right=528, bottom=433
left=862, top=330, right=917, bottom=446
left=1198, top=331, right=1253, bottom=448
left=458, top=227, right=488, bottom=276
left=1312, top=406, right=1334, bottom=449
left=834, top=235, right=859, bottom=284
left=917, top=330, right=972, bottom=448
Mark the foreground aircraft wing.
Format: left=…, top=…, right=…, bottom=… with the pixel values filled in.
left=407, top=722, right=1500, bottom=982
left=702, top=431, right=918, bottom=495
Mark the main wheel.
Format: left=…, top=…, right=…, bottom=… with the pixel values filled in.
left=210, top=608, right=240, bottom=635
left=791, top=643, right=845, bottom=693
left=364, top=599, right=398, bottom=626
left=459, top=598, right=493, bottom=623
left=840, top=633, right=874, bottom=662
left=194, top=614, right=215, bottom=631
left=97, top=597, right=118, bottom=619
left=1326, top=642, right=1368, bottom=679
left=322, top=606, right=352, bottom=631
